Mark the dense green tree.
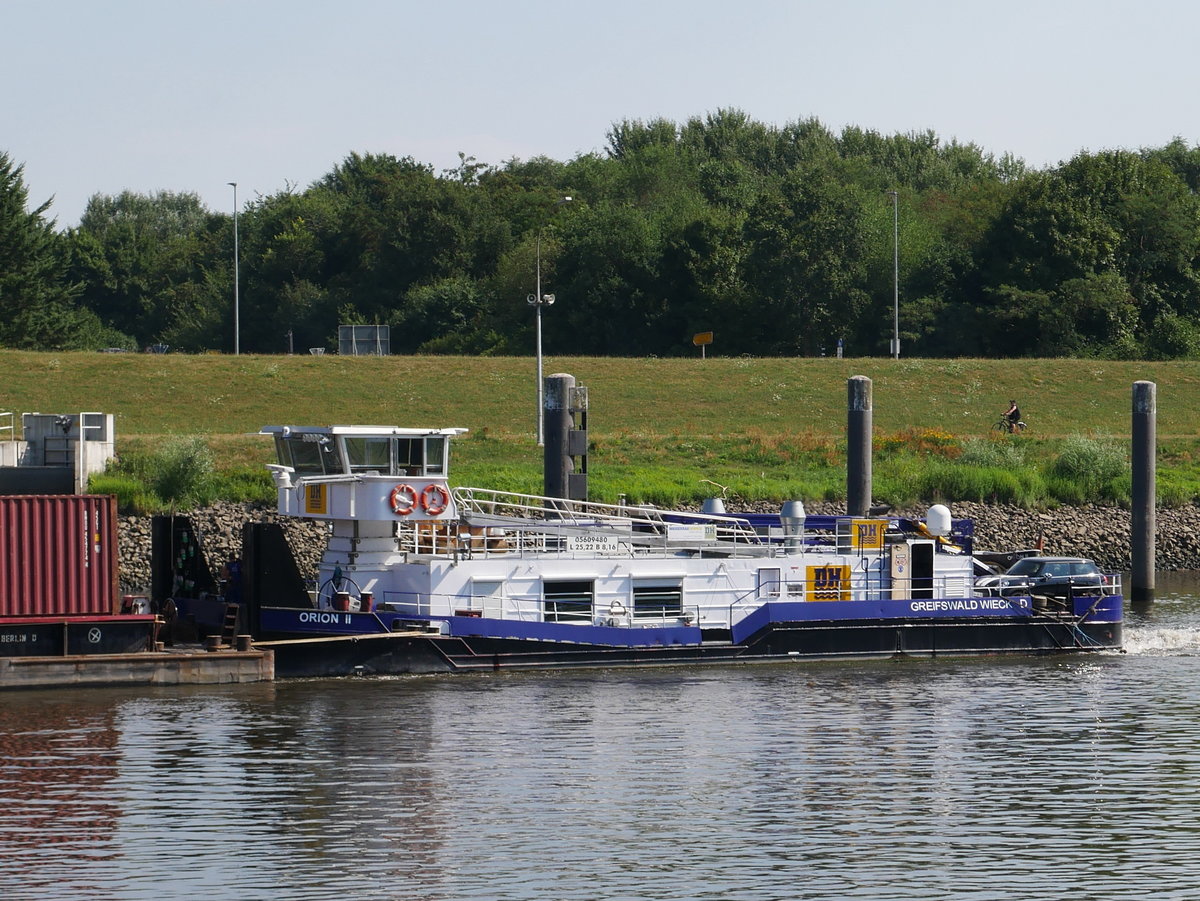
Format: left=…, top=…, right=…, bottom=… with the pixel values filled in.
left=0, top=152, right=114, bottom=349
left=234, top=186, right=345, bottom=353
left=395, top=276, right=495, bottom=353
left=1146, top=138, right=1200, bottom=194
left=741, top=164, right=871, bottom=355
left=552, top=201, right=669, bottom=355
left=5, top=122, right=1200, bottom=360
left=69, top=190, right=224, bottom=350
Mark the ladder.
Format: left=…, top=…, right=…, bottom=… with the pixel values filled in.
left=220, top=604, right=241, bottom=648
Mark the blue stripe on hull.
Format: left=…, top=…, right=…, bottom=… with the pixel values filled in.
left=731, top=597, right=1037, bottom=643
left=446, top=616, right=702, bottom=647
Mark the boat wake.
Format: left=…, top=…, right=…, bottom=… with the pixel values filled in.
left=1123, top=623, right=1200, bottom=656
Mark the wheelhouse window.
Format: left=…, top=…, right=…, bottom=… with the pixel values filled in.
left=424, top=436, right=447, bottom=475
left=394, top=438, right=425, bottom=475
left=276, top=435, right=342, bottom=475
left=633, top=582, right=683, bottom=619
left=544, top=580, right=594, bottom=623
left=344, top=436, right=391, bottom=472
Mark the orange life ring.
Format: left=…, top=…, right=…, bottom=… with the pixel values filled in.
left=421, top=483, right=450, bottom=516
left=389, top=483, right=417, bottom=515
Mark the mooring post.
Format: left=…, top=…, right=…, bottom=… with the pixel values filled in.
left=1131, top=380, right=1156, bottom=603
left=847, top=376, right=872, bottom=517
left=544, top=372, right=587, bottom=500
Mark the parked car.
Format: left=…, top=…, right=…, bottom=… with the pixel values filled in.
left=975, top=556, right=1115, bottom=598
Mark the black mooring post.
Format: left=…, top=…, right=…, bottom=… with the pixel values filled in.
left=1131, top=380, right=1156, bottom=604
left=847, top=376, right=872, bottom=517
left=543, top=372, right=576, bottom=500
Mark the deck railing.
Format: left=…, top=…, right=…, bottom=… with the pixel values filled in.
left=454, top=486, right=764, bottom=541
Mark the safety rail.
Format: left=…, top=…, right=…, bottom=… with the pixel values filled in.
left=375, top=589, right=703, bottom=628
left=726, top=571, right=982, bottom=622
left=366, top=571, right=988, bottom=634
left=452, top=486, right=766, bottom=549
left=975, top=571, right=1123, bottom=598
left=0, top=413, right=16, bottom=467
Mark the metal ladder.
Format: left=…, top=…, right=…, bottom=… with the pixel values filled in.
left=220, top=604, right=240, bottom=648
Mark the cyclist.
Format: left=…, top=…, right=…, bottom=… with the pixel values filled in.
left=1004, top=400, right=1022, bottom=430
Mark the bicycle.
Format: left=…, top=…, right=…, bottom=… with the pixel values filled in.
left=991, top=418, right=1027, bottom=434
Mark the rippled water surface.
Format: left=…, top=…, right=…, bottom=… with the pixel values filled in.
left=5, top=578, right=1200, bottom=900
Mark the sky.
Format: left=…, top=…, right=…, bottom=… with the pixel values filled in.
left=5, top=0, right=1198, bottom=228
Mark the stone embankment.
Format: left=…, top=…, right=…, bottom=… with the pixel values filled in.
left=118, top=502, right=328, bottom=593
left=117, top=500, right=1200, bottom=592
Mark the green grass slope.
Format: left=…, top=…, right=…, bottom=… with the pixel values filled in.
left=6, top=352, right=1197, bottom=509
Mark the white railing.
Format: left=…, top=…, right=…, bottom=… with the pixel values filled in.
left=0, top=413, right=14, bottom=467
left=452, top=486, right=765, bottom=550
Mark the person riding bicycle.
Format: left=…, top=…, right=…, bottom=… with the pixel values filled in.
left=1004, top=400, right=1022, bottom=428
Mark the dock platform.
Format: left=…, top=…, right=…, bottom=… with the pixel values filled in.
left=0, top=645, right=274, bottom=690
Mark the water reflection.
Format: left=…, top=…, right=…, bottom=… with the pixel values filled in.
left=3, top=582, right=1200, bottom=899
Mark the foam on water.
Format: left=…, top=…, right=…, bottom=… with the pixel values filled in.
left=1123, top=622, right=1200, bottom=655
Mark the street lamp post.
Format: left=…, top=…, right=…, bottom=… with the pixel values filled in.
left=228, top=182, right=240, bottom=355
left=888, top=190, right=899, bottom=360
left=529, top=196, right=572, bottom=446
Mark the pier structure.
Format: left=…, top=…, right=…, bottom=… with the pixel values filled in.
left=847, top=375, right=872, bottom=517
left=1131, top=380, right=1156, bottom=603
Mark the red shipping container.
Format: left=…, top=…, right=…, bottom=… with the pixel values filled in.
left=0, top=495, right=119, bottom=617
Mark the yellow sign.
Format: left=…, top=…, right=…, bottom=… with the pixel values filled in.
left=851, top=519, right=886, bottom=551
left=807, top=564, right=850, bottom=601
left=692, top=331, right=713, bottom=346
left=304, top=483, right=328, bottom=515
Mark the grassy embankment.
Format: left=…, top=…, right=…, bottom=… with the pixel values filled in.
left=6, top=351, right=1200, bottom=511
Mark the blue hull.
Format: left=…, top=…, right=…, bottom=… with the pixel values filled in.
left=256, top=595, right=1123, bottom=677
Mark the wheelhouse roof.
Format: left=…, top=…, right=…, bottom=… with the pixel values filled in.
left=261, top=425, right=468, bottom=438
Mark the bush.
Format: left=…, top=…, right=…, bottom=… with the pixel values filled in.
left=88, top=473, right=158, bottom=514
left=1155, top=471, right=1197, bottom=507
left=102, top=434, right=218, bottom=512
left=213, top=466, right=276, bottom=504
left=958, top=437, right=1027, bottom=468
left=1047, top=434, right=1126, bottom=501
left=915, top=462, right=1043, bottom=505
left=150, top=436, right=217, bottom=508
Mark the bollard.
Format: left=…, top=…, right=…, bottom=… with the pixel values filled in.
left=1131, top=381, right=1156, bottom=603
left=847, top=376, right=873, bottom=517
left=544, top=373, right=588, bottom=501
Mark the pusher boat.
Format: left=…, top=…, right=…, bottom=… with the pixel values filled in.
left=249, top=424, right=1123, bottom=676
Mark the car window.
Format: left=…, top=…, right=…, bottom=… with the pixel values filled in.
left=1008, top=560, right=1042, bottom=576
left=1070, top=562, right=1098, bottom=576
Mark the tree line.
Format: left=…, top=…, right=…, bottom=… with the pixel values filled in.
left=3, top=110, right=1200, bottom=358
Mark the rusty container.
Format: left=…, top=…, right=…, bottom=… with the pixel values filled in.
left=0, top=495, right=119, bottom=617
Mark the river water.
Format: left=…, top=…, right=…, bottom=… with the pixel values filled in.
left=4, top=575, right=1200, bottom=901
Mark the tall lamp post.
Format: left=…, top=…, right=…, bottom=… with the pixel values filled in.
left=887, top=190, right=899, bottom=360
left=529, top=196, right=572, bottom=446
left=228, top=181, right=240, bottom=355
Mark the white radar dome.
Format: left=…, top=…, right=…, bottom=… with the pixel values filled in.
left=925, top=504, right=952, bottom=536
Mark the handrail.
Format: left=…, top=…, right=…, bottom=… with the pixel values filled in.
left=453, top=486, right=764, bottom=546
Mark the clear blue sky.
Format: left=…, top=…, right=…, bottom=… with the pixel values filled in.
left=6, top=0, right=1197, bottom=227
